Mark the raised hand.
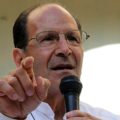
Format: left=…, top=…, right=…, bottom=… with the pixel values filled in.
left=0, top=56, right=50, bottom=119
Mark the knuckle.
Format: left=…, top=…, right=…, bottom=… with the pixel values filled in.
left=8, top=77, right=18, bottom=85
left=5, top=87, right=14, bottom=95
left=25, top=83, right=34, bottom=96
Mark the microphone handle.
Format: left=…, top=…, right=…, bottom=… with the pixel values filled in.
left=64, top=93, right=79, bottom=112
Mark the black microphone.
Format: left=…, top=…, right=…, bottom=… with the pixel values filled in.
left=59, top=75, right=82, bottom=112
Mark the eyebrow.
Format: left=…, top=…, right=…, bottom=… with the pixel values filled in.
left=36, top=29, right=80, bottom=34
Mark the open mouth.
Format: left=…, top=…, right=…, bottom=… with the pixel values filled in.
left=51, top=64, right=74, bottom=71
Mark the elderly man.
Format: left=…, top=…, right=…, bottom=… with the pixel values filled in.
left=0, top=3, right=119, bottom=120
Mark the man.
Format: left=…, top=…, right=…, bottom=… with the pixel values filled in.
left=0, top=3, right=119, bottom=120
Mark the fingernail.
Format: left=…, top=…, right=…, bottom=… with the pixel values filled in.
left=27, top=90, right=34, bottom=96
left=19, top=97, right=25, bottom=102
left=0, top=92, right=5, bottom=96
left=12, top=93, right=18, bottom=100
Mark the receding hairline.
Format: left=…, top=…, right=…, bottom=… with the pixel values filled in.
left=28, top=3, right=75, bottom=21
left=33, top=3, right=71, bottom=14
left=26, top=3, right=80, bottom=36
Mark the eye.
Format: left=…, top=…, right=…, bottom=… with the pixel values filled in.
left=42, top=34, right=57, bottom=41
left=67, top=33, right=79, bottom=43
left=42, top=32, right=59, bottom=41
left=37, top=32, right=58, bottom=43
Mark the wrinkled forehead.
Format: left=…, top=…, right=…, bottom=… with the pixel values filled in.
left=27, top=4, right=78, bottom=37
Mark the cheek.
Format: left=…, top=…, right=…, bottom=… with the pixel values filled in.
left=73, top=47, right=83, bottom=75
left=33, top=58, right=45, bottom=76
left=31, top=49, right=52, bottom=77
left=74, top=47, right=83, bottom=64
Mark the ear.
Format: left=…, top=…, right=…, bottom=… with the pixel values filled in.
left=13, top=48, right=25, bottom=67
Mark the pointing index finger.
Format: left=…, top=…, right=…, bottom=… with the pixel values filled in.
left=21, top=56, right=37, bottom=86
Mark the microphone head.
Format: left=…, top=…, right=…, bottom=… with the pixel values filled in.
left=59, top=75, right=82, bottom=95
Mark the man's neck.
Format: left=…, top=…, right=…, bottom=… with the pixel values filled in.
left=44, top=95, right=65, bottom=119
left=54, top=101, right=65, bottom=120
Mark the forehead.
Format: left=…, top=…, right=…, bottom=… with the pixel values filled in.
left=27, top=5, right=78, bottom=37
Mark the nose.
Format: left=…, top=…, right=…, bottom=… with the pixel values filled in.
left=54, top=34, right=72, bottom=56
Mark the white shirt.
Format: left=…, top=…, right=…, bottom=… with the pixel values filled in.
left=0, top=102, right=119, bottom=120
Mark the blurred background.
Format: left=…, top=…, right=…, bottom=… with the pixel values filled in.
left=0, top=0, right=120, bottom=115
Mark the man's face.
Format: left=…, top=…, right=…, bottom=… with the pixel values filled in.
left=25, top=6, right=83, bottom=96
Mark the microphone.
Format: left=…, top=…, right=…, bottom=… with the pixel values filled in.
left=59, top=75, right=82, bottom=112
